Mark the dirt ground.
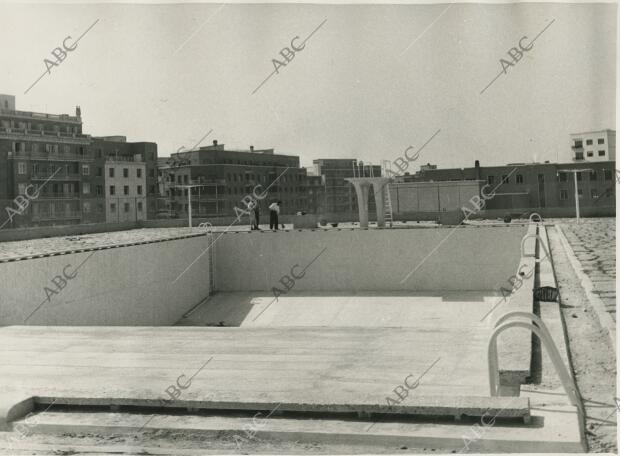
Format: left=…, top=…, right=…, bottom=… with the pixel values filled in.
left=547, top=220, right=617, bottom=453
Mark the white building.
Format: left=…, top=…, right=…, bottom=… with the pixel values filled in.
left=570, top=129, right=616, bottom=162
left=104, top=157, right=147, bottom=222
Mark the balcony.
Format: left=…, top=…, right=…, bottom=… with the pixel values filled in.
left=572, top=142, right=583, bottom=149
left=0, top=108, right=81, bottom=123
left=31, top=172, right=82, bottom=181
left=10, top=151, right=93, bottom=162
left=37, top=193, right=81, bottom=199
left=0, top=126, right=90, bottom=143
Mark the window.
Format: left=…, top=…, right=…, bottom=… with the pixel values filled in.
left=17, top=183, right=27, bottom=195
left=137, top=202, right=143, bottom=212
left=591, top=189, right=599, bottom=199
left=96, top=167, right=102, bottom=177
left=577, top=189, right=583, bottom=198
left=109, top=167, right=115, bottom=178
left=184, top=175, right=189, bottom=184
left=32, top=143, right=39, bottom=154
left=559, top=172, right=568, bottom=182
left=598, top=138, right=605, bottom=145
left=82, top=165, right=90, bottom=176
left=575, top=152, right=584, bottom=160
left=83, top=202, right=91, bottom=213
left=598, top=150, right=605, bottom=157
left=501, top=174, right=509, bottom=184
left=109, top=185, right=116, bottom=195
left=586, top=139, right=593, bottom=145
left=150, top=185, right=155, bottom=194
left=150, top=169, right=155, bottom=178
left=576, top=172, right=582, bottom=181
left=137, top=185, right=143, bottom=195
left=63, top=145, right=70, bottom=154
left=604, top=169, right=612, bottom=180
left=82, top=183, right=90, bottom=195
left=17, top=162, right=26, bottom=175
left=124, top=185, right=129, bottom=195
left=590, top=171, right=597, bottom=181
left=110, top=203, right=116, bottom=212
left=137, top=168, right=142, bottom=178
left=560, top=190, right=568, bottom=200
left=96, top=185, right=103, bottom=196
left=123, top=168, right=129, bottom=178
left=516, top=174, right=523, bottom=184
left=574, top=140, right=583, bottom=148
left=124, top=203, right=130, bottom=213
left=587, top=151, right=593, bottom=157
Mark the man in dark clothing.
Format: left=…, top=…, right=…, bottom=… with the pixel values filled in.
left=269, top=201, right=281, bottom=230
left=251, top=202, right=260, bottom=230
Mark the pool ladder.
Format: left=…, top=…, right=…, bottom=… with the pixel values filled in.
left=488, top=311, right=583, bottom=414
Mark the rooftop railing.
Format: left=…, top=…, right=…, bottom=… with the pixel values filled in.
left=0, top=108, right=81, bottom=122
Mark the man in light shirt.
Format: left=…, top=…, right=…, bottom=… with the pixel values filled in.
left=269, top=201, right=281, bottom=230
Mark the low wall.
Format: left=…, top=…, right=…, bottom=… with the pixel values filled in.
left=0, top=236, right=211, bottom=326
left=0, top=221, right=138, bottom=243
left=214, top=225, right=528, bottom=292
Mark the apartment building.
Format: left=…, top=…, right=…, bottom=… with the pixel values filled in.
left=159, top=141, right=313, bottom=218
left=91, top=137, right=158, bottom=220
left=104, top=159, right=147, bottom=222
left=0, top=94, right=159, bottom=228
left=570, top=129, right=616, bottom=162
left=0, top=94, right=100, bottom=228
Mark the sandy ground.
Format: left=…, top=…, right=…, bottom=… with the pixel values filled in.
left=547, top=219, right=617, bottom=453
left=556, top=217, right=616, bottom=321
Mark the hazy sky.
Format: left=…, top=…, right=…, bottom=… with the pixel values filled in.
left=0, top=2, right=616, bottom=170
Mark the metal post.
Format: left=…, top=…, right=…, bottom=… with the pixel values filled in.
left=574, top=171, right=580, bottom=223
left=188, top=187, right=192, bottom=227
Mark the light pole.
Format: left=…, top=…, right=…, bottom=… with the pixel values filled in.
left=171, top=183, right=212, bottom=227
left=557, top=168, right=592, bottom=223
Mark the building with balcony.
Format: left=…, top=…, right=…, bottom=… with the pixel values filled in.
left=0, top=94, right=159, bottom=228
left=0, top=94, right=101, bottom=227
left=570, top=129, right=616, bottom=162
left=159, top=140, right=313, bottom=218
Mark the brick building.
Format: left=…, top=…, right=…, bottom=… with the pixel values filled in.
left=0, top=94, right=158, bottom=228
left=405, top=159, right=615, bottom=218
left=158, top=141, right=315, bottom=218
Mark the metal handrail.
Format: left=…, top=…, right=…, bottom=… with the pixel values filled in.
left=488, top=312, right=583, bottom=414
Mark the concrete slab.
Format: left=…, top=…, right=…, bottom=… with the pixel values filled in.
left=0, top=324, right=494, bottom=429
left=10, top=405, right=583, bottom=453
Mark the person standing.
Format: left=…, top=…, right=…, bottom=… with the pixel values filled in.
left=251, top=202, right=260, bottom=230
left=269, top=201, right=281, bottom=230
